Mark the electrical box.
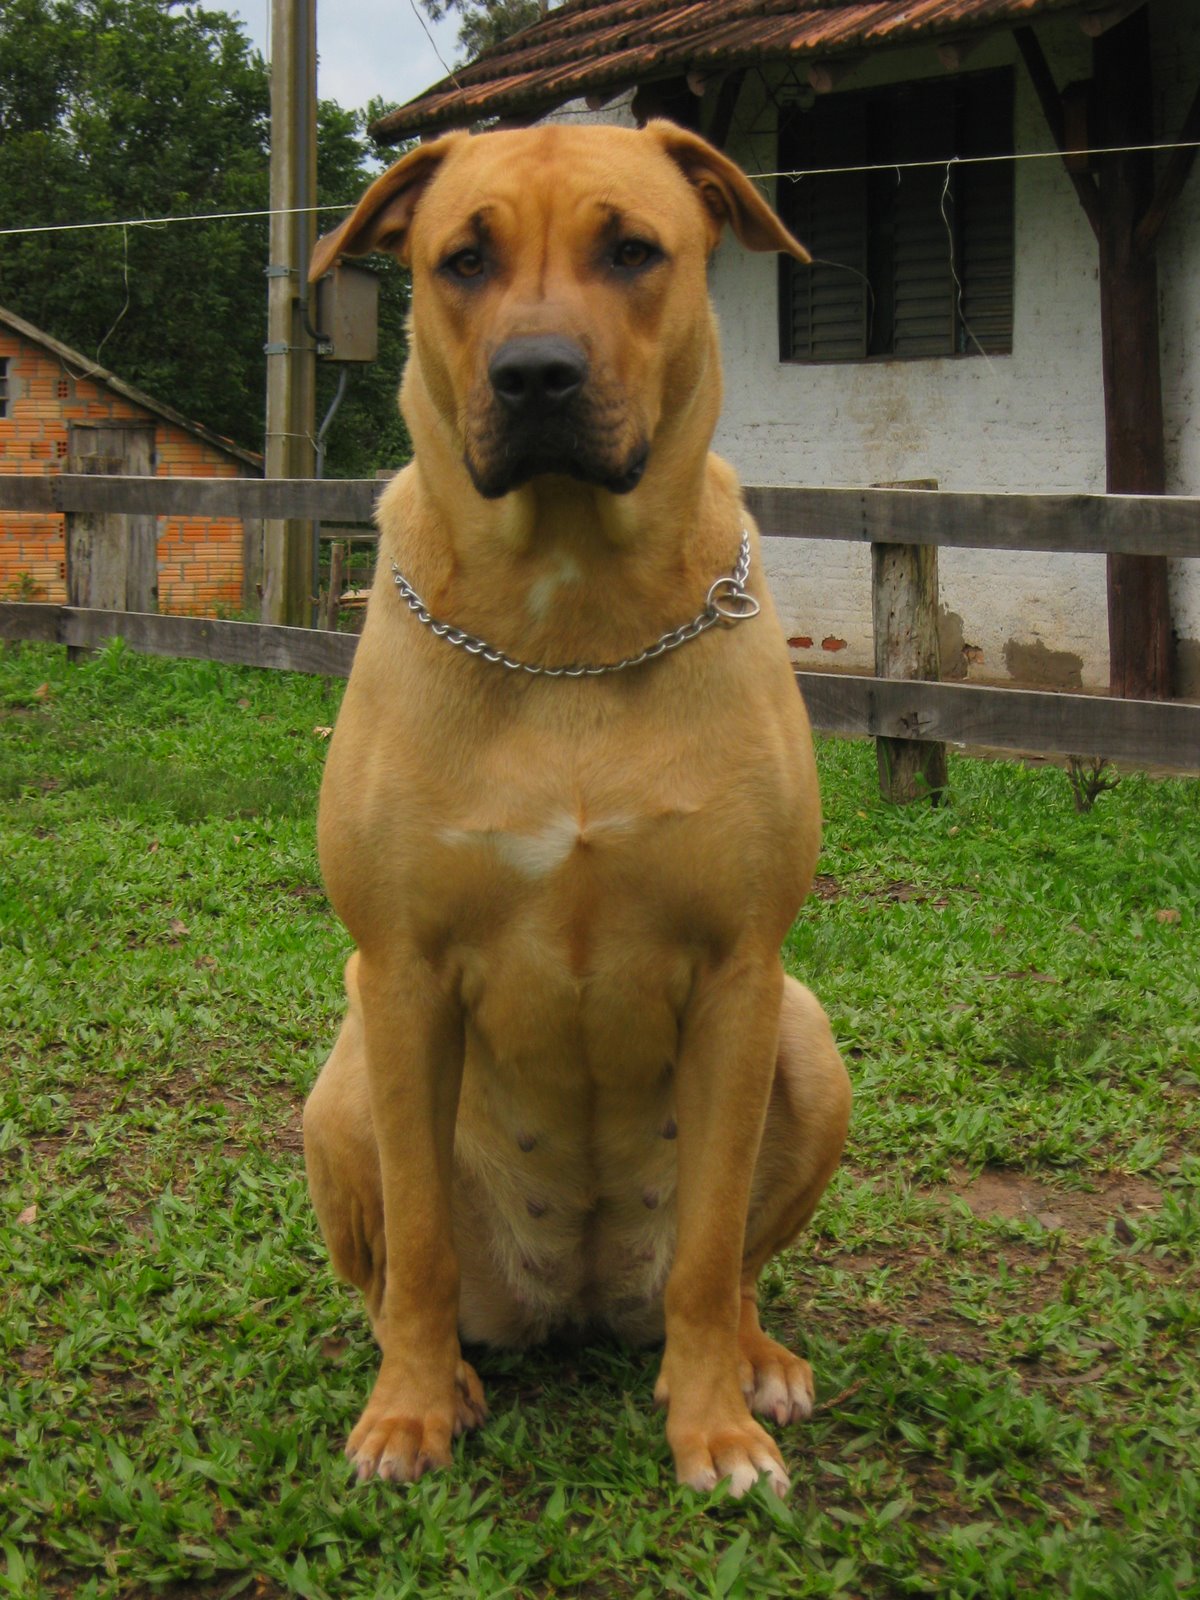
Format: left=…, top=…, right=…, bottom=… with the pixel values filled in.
left=314, top=261, right=380, bottom=363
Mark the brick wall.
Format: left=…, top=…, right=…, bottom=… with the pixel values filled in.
left=0, top=327, right=254, bottom=615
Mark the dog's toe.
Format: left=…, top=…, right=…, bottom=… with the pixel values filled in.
left=740, top=1332, right=814, bottom=1426
left=673, top=1420, right=791, bottom=1499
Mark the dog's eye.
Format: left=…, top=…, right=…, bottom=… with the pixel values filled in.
left=612, top=239, right=659, bottom=272
left=443, top=249, right=485, bottom=280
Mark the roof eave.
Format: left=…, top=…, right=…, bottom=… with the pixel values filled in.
left=370, top=0, right=1088, bottom=144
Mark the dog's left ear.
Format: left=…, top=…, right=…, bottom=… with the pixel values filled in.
left=647, top=121, right=811, bottom=263
left=309, top=131, right=468, bottom=282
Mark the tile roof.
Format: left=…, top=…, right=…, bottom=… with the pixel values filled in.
left=372, top=0, right=1084, bottom=142
left=0, top=303, right=262, bottom=470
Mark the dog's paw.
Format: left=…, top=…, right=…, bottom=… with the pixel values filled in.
left=668, top=1417, right=791, bottom=1499
left=450, top=1357, right=489, bottom=1436
left=346, top=1359, right=488, bottom=1483
left=738, top=1334, right=814, bottom=1427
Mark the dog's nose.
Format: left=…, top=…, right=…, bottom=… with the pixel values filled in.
left=488, top=337, right=588, bottom=413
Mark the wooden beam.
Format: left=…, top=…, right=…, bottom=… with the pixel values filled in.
left=1013, top=25, right=1102, bottom=238
left=3, top=476, right=1197, bottom=557
left=2, top=600, right=1195, bottom=769
left=742, top=485, right=1200, bottom=559
left=808, top=58, right=859, bottom=95
left=936, top=37, right=985, bottom=73
left=704, top=70, right=745, bottom=151
left=0, top=472, right=381, bottom=520
left=0, top=604, right=359, bottom=676
left=1135, top=76, right=1200, bottom=255
left=1079, top=1, right=1145, bottom=39
left=871, top=523, right=948, bottom=801
left=1094, top=6, right=1172, bottom=698
left=795, top=672, right=1200, bottom=770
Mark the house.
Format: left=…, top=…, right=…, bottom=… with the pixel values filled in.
left=0, top=305, right=261, bottom=615
left=370, top=0, right=1200, bottom=701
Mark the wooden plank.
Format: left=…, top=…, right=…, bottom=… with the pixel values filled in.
left=67, top=422, right=159, bottom=618
left=796, top=672, right=1200, bottom=769
left=1094, top=8, right=1172, bottom=700
left=1012, top=25, right=1102, bottom=237
left=0, top=603, right=62, bottom=644
left=2, top=600, right=1195, bottom=768
left=0, top=604, right=358, bottom=677
left=0, top=477, right=58, bottom=513
left=872, top=493, right=947, bottom=801
left=2, top=475, right=1198, bottom=557
left=0, top=473, right=382, bottom=521
left=744, top=484, right=1200, bottom=558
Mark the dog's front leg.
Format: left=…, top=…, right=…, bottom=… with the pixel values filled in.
left=345, top=952, right=486, bottom=1482
left=654, top=951, right=790, bottom=1498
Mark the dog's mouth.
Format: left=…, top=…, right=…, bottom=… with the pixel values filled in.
left=465, top=439, right=649, bottom=501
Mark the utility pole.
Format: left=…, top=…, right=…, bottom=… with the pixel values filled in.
left=262, top=0, right=317, bottom=627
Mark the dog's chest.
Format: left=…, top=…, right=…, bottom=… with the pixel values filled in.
left=442, top=799, right=701, bottom=1338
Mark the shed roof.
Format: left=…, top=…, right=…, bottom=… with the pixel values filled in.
left=372, top=0, right=1092, bottom=143
left=0, top=304, right=262, bottom=471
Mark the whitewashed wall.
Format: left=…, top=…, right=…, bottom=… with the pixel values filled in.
left=696, top=3, right=1200, bottom=693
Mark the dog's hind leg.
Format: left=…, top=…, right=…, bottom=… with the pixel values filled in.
left=303, top=952, right=389, bottom=1341
left=738, top=976, right=851, bottom=1425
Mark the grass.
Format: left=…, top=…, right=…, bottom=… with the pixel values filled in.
left=1, top=639, right=1198, bottom=1600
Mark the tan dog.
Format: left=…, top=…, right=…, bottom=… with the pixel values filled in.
left=302, top=120, right=851, bottom=1498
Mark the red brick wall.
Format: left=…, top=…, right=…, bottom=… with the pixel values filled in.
left=0, top=327, right=255, bottom=615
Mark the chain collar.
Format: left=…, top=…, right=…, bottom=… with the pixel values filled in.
left=388, top=529, right=760, bottom=678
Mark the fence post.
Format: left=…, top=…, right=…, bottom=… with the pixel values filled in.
left=871, top=479, right=948, bottom=803
left=242, top=518, right=264, bottom=615
left=322, top=539, right=346, bottom=631
left=65, top=422, right=158, bottom=658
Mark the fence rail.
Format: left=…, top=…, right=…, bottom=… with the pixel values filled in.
left=4, top=473, right=1200, bottom=556
left=3, top=474, right=1198, bottom=774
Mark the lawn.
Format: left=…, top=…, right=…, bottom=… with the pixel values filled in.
left=1, top=640, right=1198, bottom=1600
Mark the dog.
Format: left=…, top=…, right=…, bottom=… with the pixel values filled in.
left=302, top=120, right=851, bottom=1498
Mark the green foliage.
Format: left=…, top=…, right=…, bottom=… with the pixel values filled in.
left=0, top=1, right=411, bottom=472
left=422, top=0, right=548, bottom=61
left=1, top=644, right=1198, bottom=1598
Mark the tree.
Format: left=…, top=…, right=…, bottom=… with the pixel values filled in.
left=421, top=0, right=550, bottom=62
left=0, top=0, right=409, bottom=473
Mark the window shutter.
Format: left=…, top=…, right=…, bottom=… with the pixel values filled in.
left=776, top=69, right=1013, bottom=363
left=890, top=89, right=956, bottom=358
left=779, top=99, right=868, bottom=362
left=958, top=86, right=1014, bottom=354
left=958, top=163, right=1013, bottom=353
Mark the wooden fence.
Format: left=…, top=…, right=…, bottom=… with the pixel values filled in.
left=1, top=473, right=1198, bottom=778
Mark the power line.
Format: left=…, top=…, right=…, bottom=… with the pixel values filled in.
left=0, top=138, right=1194, bottom=241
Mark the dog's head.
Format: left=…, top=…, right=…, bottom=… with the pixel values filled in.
left=311, top=123, right=809, bottom=501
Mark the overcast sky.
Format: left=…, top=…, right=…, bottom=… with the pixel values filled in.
left=206, top=1, right=463, bottom=118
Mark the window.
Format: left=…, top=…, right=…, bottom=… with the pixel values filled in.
left=0, top=359, right=9, bottom=418
left=778, top=70, right=1014, bottom=362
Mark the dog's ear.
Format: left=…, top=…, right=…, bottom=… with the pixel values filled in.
left=309, top=132, right=467, bottom=281
left=647, top=121, right=811, bottom=263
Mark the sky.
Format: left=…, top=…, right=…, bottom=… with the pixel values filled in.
left=205, top=1, right=464, bottom=119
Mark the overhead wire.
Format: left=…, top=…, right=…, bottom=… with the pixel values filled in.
left=0, top=138, right=1195, bottom=241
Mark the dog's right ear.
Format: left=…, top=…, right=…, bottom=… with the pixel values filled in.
left=309, top=132, right=467, bottom=282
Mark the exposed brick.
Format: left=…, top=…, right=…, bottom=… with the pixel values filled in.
left=0, top=322, right=255, bottom=613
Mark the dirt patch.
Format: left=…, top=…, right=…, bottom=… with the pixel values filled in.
left=811, top=874, right=966, bottom=909
left=935, top=1167, right=1162, bottom=1236
left=1002, top=637, right=1084, bottom=691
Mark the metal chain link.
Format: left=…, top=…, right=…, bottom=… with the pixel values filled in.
left=388, top=530, right=759, bottom=678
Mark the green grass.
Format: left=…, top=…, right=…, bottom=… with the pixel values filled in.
left=2, top=640, right=1198, bottom=1600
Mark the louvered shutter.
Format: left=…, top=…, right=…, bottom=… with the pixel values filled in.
left=958, top=87, right=1014, bottom=354
left=776, top=70, right=1013, bottom=363
left=890, top=88, right=956, bottom=357
left=779, top=99, right=868, bottom=362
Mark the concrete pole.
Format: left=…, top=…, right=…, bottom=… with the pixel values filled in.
left=262, top=0, right=317, bottom=627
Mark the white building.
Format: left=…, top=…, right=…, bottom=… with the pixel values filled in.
left=374, top=0, right=1200, bottom=698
